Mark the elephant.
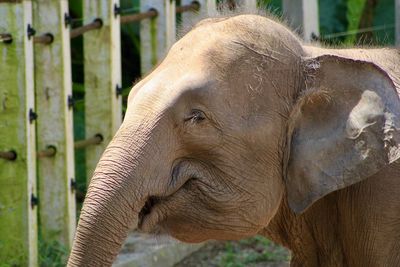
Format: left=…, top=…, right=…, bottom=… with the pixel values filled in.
left=68, top=14, right=400, bottom=266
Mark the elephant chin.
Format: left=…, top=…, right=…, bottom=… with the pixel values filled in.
left=137, top=196, right=167, bottom=233
left=164, top=221, right=253, bottom=244
left=171, top=232, right=208, bottom=244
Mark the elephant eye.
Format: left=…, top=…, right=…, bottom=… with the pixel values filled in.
left=184, top=109, right=206, bottom=123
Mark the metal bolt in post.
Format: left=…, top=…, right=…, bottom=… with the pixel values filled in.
left=64, top=13, right=72, bottom=28
left=29, top=109, right=38, bottom=123
left=67, top=95, right=75, bottom=109
left=70, top=178, right=77, bottom=191
left=114, top=3, right=121, bottom=17
left=27, top=24, right=36, bottom=40
left=116, top=84, right=123, bottom=97
left=31, top=194, right=39, bottom=209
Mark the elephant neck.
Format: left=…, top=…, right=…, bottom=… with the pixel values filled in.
left=260, top=191, right=346, bottom=267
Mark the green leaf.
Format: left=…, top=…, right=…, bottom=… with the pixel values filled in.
left=345, top=0, right=367, bottom=44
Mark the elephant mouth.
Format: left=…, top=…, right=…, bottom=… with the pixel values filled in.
left=137, top=177, right=195, bottom=232
left=138, top=196, right=161, bottom=230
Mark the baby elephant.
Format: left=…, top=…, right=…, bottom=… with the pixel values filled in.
left=68, top=15, right=400, bottom=266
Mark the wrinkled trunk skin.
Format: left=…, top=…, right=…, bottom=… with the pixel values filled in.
left=67, top=125, right=158, bottom=266
left=68, top=150, right=140, bottom=266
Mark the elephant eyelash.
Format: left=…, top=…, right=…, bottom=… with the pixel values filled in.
left=184, top=109, right=206, bottom=123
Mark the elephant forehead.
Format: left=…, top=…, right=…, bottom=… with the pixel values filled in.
left=171, top=15, right=302, bottom=62
left=167, top=21, right=251, bottom=70
left=167, top=35, right=232, bottom=71
left=127, top=15, right=304, bottom=116
left=127, top=66, right=215, bottom=110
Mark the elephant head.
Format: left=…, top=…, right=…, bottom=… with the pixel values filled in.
left=68, top=15, right=400, bottom=266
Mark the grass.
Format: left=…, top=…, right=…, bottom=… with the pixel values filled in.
left=38, top=239, right=68, bottom=267
left=218, top=236, right=289, bottom=267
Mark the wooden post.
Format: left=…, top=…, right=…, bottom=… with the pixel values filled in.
left=240, top=0, right=257, bottom=10
left=140, top=0, right=176, bottom=75
left=282, top=0, right=319, bottom=42
left=0, top=1, right=38, bottom=266
left=83, top=0, right=122, bottom=182
left=181, top=0, right=216, bottom=25
left=32, top=0, right=76, bottom=251
left=396, top=0, right=400, bottom=45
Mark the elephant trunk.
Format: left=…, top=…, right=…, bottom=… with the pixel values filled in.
left=67, top=124, right=164, bottom=266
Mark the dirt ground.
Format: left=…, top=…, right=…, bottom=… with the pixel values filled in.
left=174, top=236, right=290, bottom=267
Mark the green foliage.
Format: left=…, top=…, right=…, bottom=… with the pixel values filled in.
left=372, top=0, right=395, bottom=44
left=345, top=0, right=367, bottom=44
left=258, top=0, right=283, bottom=16
left=120, top=0, right=142, bottom=88
left=69, top=0, right=82, bottom=19
left=319, top=0, right=395, bottom=46
left=319, top=0, right=349, bottom=44
left=38, top=239, right=68, bottom=267
left=73, top=92, right=86, bottom=198
left=218, top=236, right=289, bottom=267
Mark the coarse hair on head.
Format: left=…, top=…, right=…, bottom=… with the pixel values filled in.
left=176, top=0, right=300, bottom=42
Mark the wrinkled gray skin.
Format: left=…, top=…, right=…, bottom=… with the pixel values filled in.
left=68, top=15, right=400, bottom=266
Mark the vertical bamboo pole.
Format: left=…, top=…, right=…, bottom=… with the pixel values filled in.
left=32, top=0, right=76, bottom=251
left=140, top=0, right=176, bottom=75
left=0, top=1, right=38, bottom=266
left=396, top=0, right=400, bottom=45
left=84, top=0, right=122, bottom=183
left=181, top=0, right=216, bottom=25
left=282, top=0, right=319, bottom=42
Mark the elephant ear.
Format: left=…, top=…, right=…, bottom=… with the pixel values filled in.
left=286, top=55, right=400, bottom=214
